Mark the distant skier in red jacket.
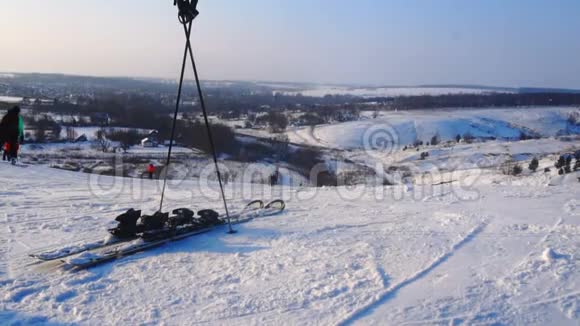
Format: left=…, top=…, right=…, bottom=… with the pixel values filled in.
left=147, top=163, right=156, bottom=179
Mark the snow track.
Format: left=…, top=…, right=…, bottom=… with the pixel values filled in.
left=338, top=221, right=488, bottom=325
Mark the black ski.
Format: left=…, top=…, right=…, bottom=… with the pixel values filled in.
left=29, top=200, right=270, bottom=262
left=65, top=199, right=285, bottom=269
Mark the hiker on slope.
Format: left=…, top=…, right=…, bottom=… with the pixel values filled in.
left=0, top=106, right=25, bottom=164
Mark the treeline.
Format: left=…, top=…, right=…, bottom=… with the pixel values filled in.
left=380, top=92, right=580, bottom=110
left=32, top=93, right=172, bottom=127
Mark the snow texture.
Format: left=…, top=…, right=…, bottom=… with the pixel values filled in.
left=1, top=160, right=579, bottom=324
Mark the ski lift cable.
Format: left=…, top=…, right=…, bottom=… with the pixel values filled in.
left=159, top=0, right=235, bottom=234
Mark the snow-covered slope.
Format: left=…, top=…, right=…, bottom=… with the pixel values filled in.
left=0, top=164, right=579, bottom=325
left=288, top=107, right=579, bottom=149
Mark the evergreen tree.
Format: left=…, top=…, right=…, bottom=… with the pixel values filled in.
left=430, top=132, right=440, bottom=146
left=565, top=156, right=572, bottom=174
left=529, top=157, right=539, bottom=172
left=555, top=155, right=566, bottom=169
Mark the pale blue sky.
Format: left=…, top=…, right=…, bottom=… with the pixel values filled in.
left=1, top=0, right=579, bottom=88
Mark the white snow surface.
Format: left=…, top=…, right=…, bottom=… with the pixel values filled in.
left=0, top=164, right=579, bottom=325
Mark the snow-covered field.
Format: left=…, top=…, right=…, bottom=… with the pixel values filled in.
left=277, top=86, right=512, bottom=98
left=0, top=162, right=579, bottom=324
left=0, top=96, right=24, bottom=104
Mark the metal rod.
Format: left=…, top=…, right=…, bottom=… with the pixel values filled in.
left=159, top=21, right=194, bottom=212
left=181, top=23, right=236, bottom=234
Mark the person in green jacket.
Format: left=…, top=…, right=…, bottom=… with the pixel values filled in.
left=0, top=106, right=24, bottom=164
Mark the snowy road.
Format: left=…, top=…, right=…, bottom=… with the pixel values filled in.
left=0, top=165, right=579, bottom=325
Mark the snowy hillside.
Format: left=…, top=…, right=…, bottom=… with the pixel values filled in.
left=288, top=107, right=579, bottom=150
left=1, top=163, right=579, bottom=324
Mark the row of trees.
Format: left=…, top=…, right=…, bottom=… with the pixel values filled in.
left=554, top=152, right=580, bottom=175
left=524, top=152, right=580, bottom=176
left=385, top=92, right=580, bottom=110
left=254, top=112, right=289, bottom=133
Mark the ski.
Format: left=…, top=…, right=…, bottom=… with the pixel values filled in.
left=64, top=199, right=285, bottom=269
left=29, top=199, right=272, bottom=262
left=29, top=236, right=128, bottom=261
left=0, top=160, right=28, bottom=168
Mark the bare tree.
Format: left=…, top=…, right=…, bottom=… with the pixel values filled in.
left=93, top=128, right=111, bottom=153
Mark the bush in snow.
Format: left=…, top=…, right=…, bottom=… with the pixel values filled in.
left=555, top=155, right=566, bottom=169
left=463, top=132, right=475, bottom=144
left=519, top=132, right=531, bottom=141
left=529, top=157, right=539, bottom=172
left=298, top=113, right=324, bottom=126
left=431, top=132, right=440, bottom=146
left=106, top=129, right=141, bottom=153
left=257, top=111, right=288, bottom=133
left=502, top=161, right=522, bottom=176
left=512, top=164, right=523, bottom=176
left=35, top=128, right=47, bottom=143
left=93, top=128, right=112, bottom=153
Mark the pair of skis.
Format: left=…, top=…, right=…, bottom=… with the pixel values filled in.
left=29, top=199, right=285, bottom=269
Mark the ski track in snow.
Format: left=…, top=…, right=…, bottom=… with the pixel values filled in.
left=337, top=221, right=488, bottom=325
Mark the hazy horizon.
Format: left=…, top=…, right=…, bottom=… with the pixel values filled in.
left=1, top=0, right=580, bottom=89
left=4, top=71, right=580, bottom=91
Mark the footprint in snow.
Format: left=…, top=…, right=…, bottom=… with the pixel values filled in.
left=54, top=290, right=78, bottom=303
left=4, top=285, right=48, bottom=303
left=563, top=200, right=579, bottom=216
